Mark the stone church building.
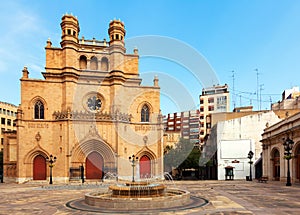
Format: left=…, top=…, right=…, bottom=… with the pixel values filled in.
left=3, top=14, right=163, bottom=183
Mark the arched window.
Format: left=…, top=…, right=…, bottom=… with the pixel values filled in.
left=90, top=56, right=98, bottom=70
left=141, top=105, right=150, bottom=122
left=101, top=57, right=109, bottom=71
left=34, top=100, right=44, bottom=119
left=79, top=55, right=87, bottom=69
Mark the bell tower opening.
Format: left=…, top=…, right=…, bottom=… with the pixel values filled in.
left=60, top=14, right=80, bottom=46
left=108, top=19, right=126, bottom=46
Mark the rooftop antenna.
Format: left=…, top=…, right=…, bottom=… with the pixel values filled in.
left=259, top=84, right=264, bottom=110
left=255, top=69, right=259, bottom=110
left=232, top=70, right=236, bottom=109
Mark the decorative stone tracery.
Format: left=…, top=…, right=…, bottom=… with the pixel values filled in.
left=53, top=110, right=132, bottom=122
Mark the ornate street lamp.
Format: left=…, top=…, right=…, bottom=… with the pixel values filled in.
left=46, top=154, right=57, bottom=184
left=247, top=151, right=254, bottom=181
left=283, top=137, right=294, bottom=186
left=129, top=154, right=139, bottom=182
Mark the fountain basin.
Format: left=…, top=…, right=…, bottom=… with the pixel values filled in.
left=109, top=181, right=166, bottom=197
left=85, top=188, right=191, bottom=209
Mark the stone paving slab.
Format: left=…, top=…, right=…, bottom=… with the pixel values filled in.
left=0, top=180, right=300, bottom=214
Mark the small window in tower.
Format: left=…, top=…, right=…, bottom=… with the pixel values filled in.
left=79, top=55, right=87, bottom=70
left=67, top=29, right=71, bottom=35
left=73, top=30, right=76, bottom=36
left=101, top=57, right=109, bottom=71
left=116, top=34, right=119, bottom=40
left=90, top=56, right=98, bottom=70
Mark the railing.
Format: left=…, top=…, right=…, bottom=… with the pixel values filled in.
left=79, top=38, right=109, bottom=47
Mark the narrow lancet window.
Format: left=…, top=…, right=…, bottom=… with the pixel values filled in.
left=34, top=100, right=44, bottom=119
left=141, top=105, right=150, bottom=122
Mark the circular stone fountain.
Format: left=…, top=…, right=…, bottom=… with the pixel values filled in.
left=85, top=180, right=191, bottom=209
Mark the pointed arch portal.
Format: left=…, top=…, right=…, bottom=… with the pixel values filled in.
left=140, top=155, right=151, bottom=178
left=86, top=151, right=103, bottom=179
left=33, top=155, right=46, bottom=180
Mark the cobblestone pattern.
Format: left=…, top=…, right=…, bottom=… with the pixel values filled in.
left=0, top=180, right=300, bottom=214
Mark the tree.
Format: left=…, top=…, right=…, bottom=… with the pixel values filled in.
left=178, top=146, right=201, bottom=170
left=164, top=138, right=201, bottom=177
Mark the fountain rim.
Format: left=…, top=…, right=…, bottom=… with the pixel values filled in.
left=85, top=187, right=190, bottom=200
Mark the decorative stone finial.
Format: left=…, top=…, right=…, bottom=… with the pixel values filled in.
left=22, top=66, right=29, bottom=78
left=153, top=75, right=159, bottom=87
left=46, top=38, right=52, bottom=48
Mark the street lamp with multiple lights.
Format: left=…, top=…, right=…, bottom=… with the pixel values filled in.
left=46, top=154, right=57, bottom=184
left=283, top=137, right=294, bottom=186
left=129, top=154, right=139, bottom=182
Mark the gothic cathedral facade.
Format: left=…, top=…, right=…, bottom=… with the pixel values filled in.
left=4, top=14, right=163, bottom=183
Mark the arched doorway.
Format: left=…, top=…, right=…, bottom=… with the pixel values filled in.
left=140, top=155, right=151, bottom=178
left=296, top=145, right=300, bottom=181
left=86, top=152, right=103, bottom=179
left=273, top=149, right=280, bottom=181
left=33, top=155, right=46, bottom=180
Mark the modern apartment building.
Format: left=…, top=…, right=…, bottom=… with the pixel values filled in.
left=0, top=101, right=18, bottom=150
left=164, top=110, right=200, bottom=146
left=199, top=84, right=230, bottom=145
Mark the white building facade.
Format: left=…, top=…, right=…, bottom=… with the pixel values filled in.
left=205, top=111, right=280, bottom=180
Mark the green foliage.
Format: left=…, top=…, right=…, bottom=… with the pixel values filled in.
left=179, top=146, right=201, bottom=170
left=164, top=138, right=201, bottom=172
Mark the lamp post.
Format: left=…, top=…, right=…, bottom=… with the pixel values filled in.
left=129, top=154, right=138, bottom=182
left=46, top=154, right=57, bottom=184
left=283, top=137, right=294, bottom=186
left=248, top=151, right=254, bottom=181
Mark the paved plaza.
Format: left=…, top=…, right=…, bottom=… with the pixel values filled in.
left=0, top=180, right=300, bottom=215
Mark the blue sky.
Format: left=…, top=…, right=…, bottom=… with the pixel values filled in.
left=0, top=1, right=300, bottom=114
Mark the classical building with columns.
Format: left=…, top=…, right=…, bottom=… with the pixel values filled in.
left=3, top=14, right=163, bottom=183
left=261, top=112, right=300, bottom=183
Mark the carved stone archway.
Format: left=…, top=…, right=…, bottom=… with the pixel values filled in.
left=72, top=138, right=117, bottom=175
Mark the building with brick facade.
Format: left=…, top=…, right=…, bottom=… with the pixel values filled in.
left=164, top=110, right=200, bottom=146
left=3, top=14, right=163, bottom=183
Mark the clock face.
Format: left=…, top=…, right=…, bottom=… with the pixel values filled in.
left=87, top=95, right=102, bottom=111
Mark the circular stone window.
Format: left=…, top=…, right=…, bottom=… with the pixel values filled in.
left=84, top=93, right=104, bottom=112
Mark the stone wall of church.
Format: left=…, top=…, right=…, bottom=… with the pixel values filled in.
left=9, top=14, right=163, bottom=183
